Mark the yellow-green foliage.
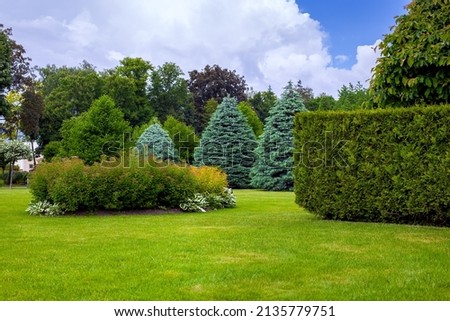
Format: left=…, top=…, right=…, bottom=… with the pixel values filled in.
left=189, top=166, right=228, bottom=194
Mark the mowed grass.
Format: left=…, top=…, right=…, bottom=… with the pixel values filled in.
left=1, top=188, right=449, bottom=301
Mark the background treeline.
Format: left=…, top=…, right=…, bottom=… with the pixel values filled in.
left=1, top=21, right=370, bottom=165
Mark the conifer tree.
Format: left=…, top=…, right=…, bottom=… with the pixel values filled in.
left=194, top=97, right=257, bottom=188
left=251, top=82, right=307, bottom=190
left=136, top=123, right=177, bottom=161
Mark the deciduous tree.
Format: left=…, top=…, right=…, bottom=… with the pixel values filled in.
left=60, top=95, right=131, bottom=164
left=104, top=57, right=154, bottom=126
left=20, top=87, right=44, bottom=165
left=148, top=62, right=194, bottom=123
left=369, top=0, right=450, bottom=107
left=237, top=101, right=263, bottom=137
left=0, top=139, right=31, bottom=188
left=188, top=65, right=248, bottom=132
left=39, top=62, right=103, bottom=146
left=163, top=116, right=198, bottom=163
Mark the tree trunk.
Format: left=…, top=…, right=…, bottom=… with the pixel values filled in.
left=31, top=140, right=36, bottom=167
left=9, top=161, right=13, bottom=189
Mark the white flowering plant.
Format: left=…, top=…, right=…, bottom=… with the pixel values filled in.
left=26, top=201, right=65, bottom=217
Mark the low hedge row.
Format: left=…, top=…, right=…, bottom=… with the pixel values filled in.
left=294, top=105, right=450, bottom=227
left=2, top=172, right=28, bottom=185
left=29, top=157, right=228, bottom=213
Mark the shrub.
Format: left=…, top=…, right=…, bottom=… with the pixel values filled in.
left=29, top=157, right=230, bottom=214
left=189, top=166, right=228, bottom=194
left=294, top=105, right=450, bottom=227
left=2, top=171, right=28, bottom=185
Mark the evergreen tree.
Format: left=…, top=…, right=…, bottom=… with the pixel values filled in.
left=251, top=82, right=307, bottom=191
left=60, top=95, right=131, bottom=165
left=136, top=123, right=177, bottom=161
left=194, top=97, right=257, bottom=188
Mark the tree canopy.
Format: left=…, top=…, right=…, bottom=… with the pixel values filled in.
left=237, top=101, right=264, bottom=137
left=148, top=62, right=193, bottom=123
left=38, top=62, right=103, bottom=145
left=188, top=65, right=248, bottom=132
left=0, top=139, right=31, bottom=187
left=369, top=0, right=450, bottom=107
left=163, top=116, right=198, bottom=163
left=60, top=95, right=131, bottom=164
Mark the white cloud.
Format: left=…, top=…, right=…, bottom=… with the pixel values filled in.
left=335, top=55, right=349, bottom=63
left=63, top=10, right=98, bottom=48
left=6, top=0, right=380, bottom=97
left=106, top=50, right=125, bottom=62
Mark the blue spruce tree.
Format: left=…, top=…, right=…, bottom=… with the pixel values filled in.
left=251, top=82, right=307, bottom=190
left=136, top=123, right=178, bottom=161
left=194, top=97, right=257, bottom=188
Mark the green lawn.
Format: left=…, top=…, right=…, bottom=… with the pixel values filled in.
left=1, top=188, right=449, bottom=300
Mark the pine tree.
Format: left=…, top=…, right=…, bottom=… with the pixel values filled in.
left=194, top=97, right=257, bottom=188
left=136, top=123, right=177, bottom=161
left=251, top=82, right=307, bottom=190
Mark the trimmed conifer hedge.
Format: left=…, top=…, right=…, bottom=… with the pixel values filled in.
left=294, top=105, right=450, bottom=227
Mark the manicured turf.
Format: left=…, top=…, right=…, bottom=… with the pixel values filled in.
left=1, top=188, right=449, bottom=300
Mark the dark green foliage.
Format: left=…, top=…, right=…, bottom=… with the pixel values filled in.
left=248, top=88, right=277, bottom=122
left=1, top=171, right=28, bottom=185
left=163, top=116, right=198, bottom=163
left=148, top=62, right=193, bottom=123
left=0, top=29, right=12, bottom=117
left=294, top=105, right=450, bottom=227
left=369, top=0, right=450, bottom=107
left=38, top=62, right=104, bottom=145
left=136, top=123, right=178, bottom=161
left=103, top=57, right=154, bottom=127
left=20, top=88, right=45, bottom=140
left=194, top=97, right=257, bottom=188
left=0, top=24, right=33, bottom=92
left=202, top=98, right=219, bottom=128
left=251, top=82, right=307, bottom=191
left=60, top=95, right=131, bottom=164
left=42, top=140, right=61, bottom=161
left=238, top=101, right=264, bottom=137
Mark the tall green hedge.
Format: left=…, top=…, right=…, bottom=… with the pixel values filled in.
left=294, top=105, right=450, bottom=227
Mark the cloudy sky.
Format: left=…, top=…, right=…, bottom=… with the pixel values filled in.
left=1, top=0, right=409, bottom=97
